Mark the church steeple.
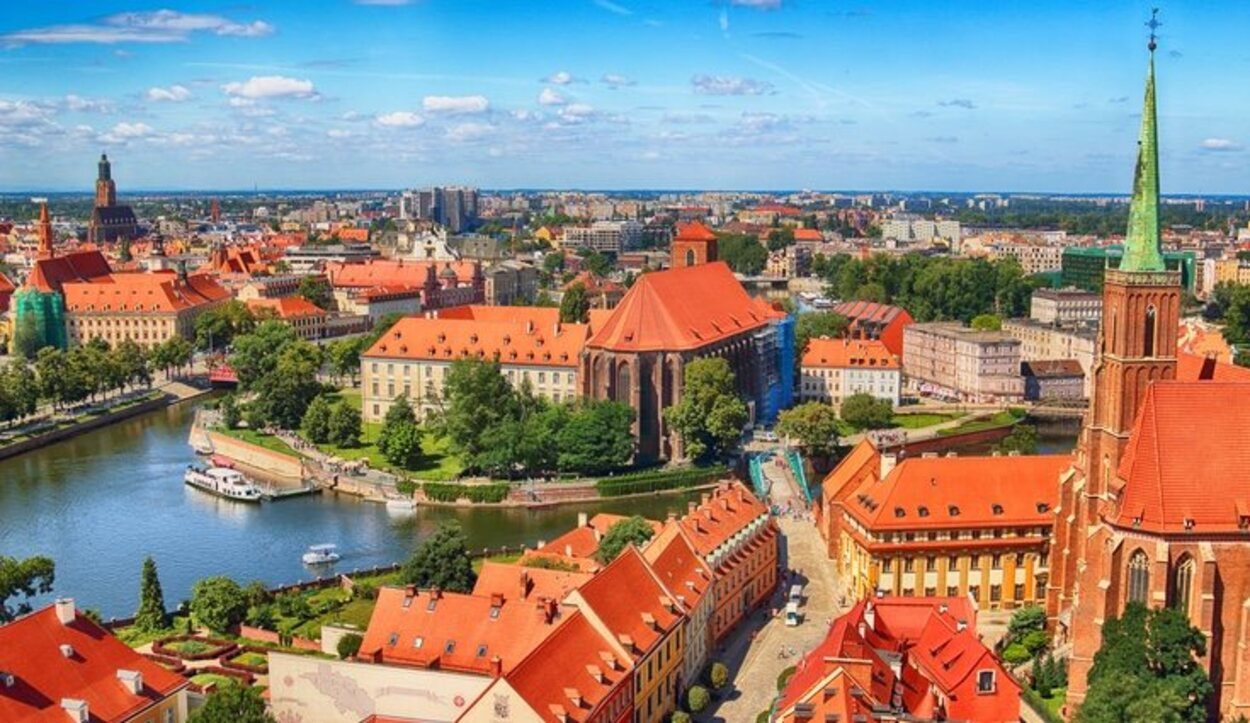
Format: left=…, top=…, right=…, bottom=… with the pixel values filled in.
left=1120, top=13, right=1165, bottom=273
left=95, top=152, right=116, bottom=208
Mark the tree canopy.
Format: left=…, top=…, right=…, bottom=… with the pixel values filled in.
left=776, top=402, right=842, bottom=457
left=190, top=576, right=248, bottom=633
left=716, top=233, right=767, bottom=275
left=839, top=392, right=894, bottom=430
left=795, top=312, right=850, bottom=358
left=188, top=682, right=275, bottom=723
left=133, top=556, right=168, bottom=632
left=663, top=357, right=748, bottom=462
left=0, top=554, right=54, bottom=622
left=595, top=516, right=656, bottom=564
left=400, top=521, right=477, bottom=593
left=560, top=282, right=591, bottom=323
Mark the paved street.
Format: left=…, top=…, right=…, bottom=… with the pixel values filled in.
left=706, top=461, right=841, bottom=723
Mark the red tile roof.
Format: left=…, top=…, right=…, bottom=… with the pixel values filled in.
left=572, top=546, right=683, bottom=660
left=325, top=258, right=477, bottom=289
left=1115, top=380, right=1250, bottom=533
left=362, top=313, right=590, bottom=368
left=677, top=481, right=770, bottom=557
left=793, top=228, right=823, bottom=242
left=26, top=249, right=112, bottom=294
left=834, top=440, right=1067, bottom=531
left=359, top=586, right=564, bottom=675
left=62, top=271, right=231, bottom=314
left=802, top=338, right=899, bottom=369
left=0, top=602, right=188, bottom=722
left=472, top=561, right=591, bottom=603
left=674, top=221, right=717, bottom=242
left=540, top=514, right=662, bottom=561
left=1176, top=350, right=1250, bottom=382
left=246, top=296, right=325, bottom=319
left=642, top=523, right=714, bottom=611
left=587, top=261, right=782, bottom=352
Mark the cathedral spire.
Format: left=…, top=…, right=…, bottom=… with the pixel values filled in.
left=1120, top=10, right=1165, bottom=273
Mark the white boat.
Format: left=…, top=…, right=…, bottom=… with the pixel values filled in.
left=184, top=466, right=263, bottom=502
left=302, top=544, right=341, bottom=565
left=386, top=498, right=417, bottom=513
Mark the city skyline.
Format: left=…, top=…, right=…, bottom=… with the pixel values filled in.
left=1, top=2, right=1248, bottom=193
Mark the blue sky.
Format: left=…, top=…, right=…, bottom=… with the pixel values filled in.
left=0, top=1, right=1246, bottom=193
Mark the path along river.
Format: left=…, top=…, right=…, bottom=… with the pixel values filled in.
left=0, top=398, right=702, bottom=618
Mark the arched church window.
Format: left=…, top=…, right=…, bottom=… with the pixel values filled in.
left=616, top=363, right=631, bottom=404
left=1128, top=549, right=1150, bottom=605
left=1144, top=305, right=1157, bottom=357
left=1172, top=555, right=1195, bottom=615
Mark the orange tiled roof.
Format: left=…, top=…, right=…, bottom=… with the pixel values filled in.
left=361, top=313, right=590, bottom=368
left=678, top=481, right=770, bottom=557
left=572, top=546, right=683, bottom=660
left=325, top=258, right=477, bottom=289
left=802, top=338, right=898, bottom=369
left=246, top=296, right=325, bottom=319
left=541, top=514, right=662, bottom=561
left=674, top=221, right=717, bottom=242
left=1176, top=350, right=1250, bottom=382
left=835, top=440, right=1068, bottom=531
left=472, top=561, right=591, bottom=603
left=62, top=271, right=231, bottom=314
left=504, top=610, right=632, bottom=723
left=793, top=228, right=823, bottom=242
left=26, top=249, right=112, bottom=293
left=1115, top=380, right=1250, bottom=533
left=586, top=261, right=782, bottom=352
left=0, top=602, right=188, bottom=722
left=359, top=586, right=564, bottom=675
left=1177, top=319, right=1233, bottom=364
left=642, top=522, right=714, bottom=610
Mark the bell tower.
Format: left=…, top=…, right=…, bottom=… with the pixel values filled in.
left=671, top=221, right=718, bottom=269
left=95, top=153, right=116, bottom=208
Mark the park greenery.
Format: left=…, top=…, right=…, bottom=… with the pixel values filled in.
left=0, top=554, right=55, bottom=622
left=377, top=395, right=424, bottom=469
left=1076, top=603, right=1211, bottom=723
left=194, top=300, right=259, bottom=352
left=776, top=402, right=842, bottom=457
left=839, top=392, right=895, bottom=430
left=996, top=424, right=1040, bottom=455
left=190, top=576, right=249, bottom=633
left=187, top=682, right=275, bottom=723
left=970, top=312, right=1004, bottom=331
left=716, top=233, right=768, bottom=275
left=133, top=556, right=168, bottom=633
left=794, top=311, right=851, bottom=359
left=1208, top=282, right=1250, bottom=367
left=594, top=516, right=656, bottom=564
left=560, top=282, right=590, bottom=323
left=664, top=357, right=749, bottom=462
left=399, top=521, right=477, bottom=593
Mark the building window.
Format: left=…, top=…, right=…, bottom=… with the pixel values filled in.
left=903, top=558, right=914, bottom=573
left=1128, top=549, right=1150, bottom=605
left=1144, top=305, right=1157, bottom=356
left=969, top=585, right=980, bottom=601
left=977, top=670, right=996, bottom=693
left=947, top=585, right=959, bottom=597
left=991, top=555, right=1002, bottom=570
left=1015, top=583, right=1026, bottom=600
left=990, top=585, right=1001, bottom=602
left=1172, top=555, right=1195, bottom=615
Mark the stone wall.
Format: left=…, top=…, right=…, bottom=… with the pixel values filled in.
left=205, top=430, right=304, bottom=480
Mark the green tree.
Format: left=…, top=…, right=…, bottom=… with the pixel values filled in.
left=556, top=400, right=635, bottom=474
left=686, top=685, right=711, bottom=713
left=300, top=395, right=334, bottom=443
left=716, top=233, right=767, bottom=275
left=194, top=300, right=257, bottom=351
left=0, top=554, right=54, bottom=622
left=327, top=338, right=361, bottom=385
left=970, top=313, right=1003, bottom=331
left=378, top=395, right=417, bottom=448
left=839, top=392, right=894, bottom=430
left=595, top=516, right=656, bottom=565
left=854, top=281, right=888, bottom=303
left=187, top=682, right=275, bottom=723
left=663, top=357, right=748, bottom=462
left=297, top=275, right=334, bottom=310
left=581, top=250, right=613, bottom=277
left=251, top=340, right=323, bottom=429
left=190, top=576, right=248, bottom=633
left=133, top=556, right=168, bottom=632
left=327, top=402, right=362, bottom=448
left=996, top=424, right=1039, bottom=455
left=766, top=227, right=795, bottom=251
left=442, top=359, right=519, bottom=461
left=337, top=632, right=364, bottom=660
left=381, top=420, right=424, bottom=469
left=1008, top=605, right=1047, bottom=640
left=10, top=313, right=42, bottom=360
left=794, top=312, right=850, bottom=357
left=230, top=320, right=300, bottom=390
left=220, top=393, right=242, bottom=430
left=113, top=339, right=151, bottom=389
left=399, top=521, right=477, bottom=593
left=776, top=402, right=842, bottom=457
left=709, top=661, right=730, bottom=690
left=560, top=282, right=590, bottom=323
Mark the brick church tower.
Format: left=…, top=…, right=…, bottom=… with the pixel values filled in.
left=1047, top=33, right=1182, bottom=706
left=95, top=153, right=116, bottom=208
left=670, top=221, right=717, bottom=269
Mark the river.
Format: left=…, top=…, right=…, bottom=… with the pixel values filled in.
left=0, top=399, right=702, bottom=619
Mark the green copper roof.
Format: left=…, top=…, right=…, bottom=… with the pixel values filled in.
left=1120, top=51, right=1165, bottom=273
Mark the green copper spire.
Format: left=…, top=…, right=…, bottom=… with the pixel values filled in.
left=1120, top=26, right=1165, bottom=273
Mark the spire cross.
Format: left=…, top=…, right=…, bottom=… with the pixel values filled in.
left=1147, top=8, right=1161, bottom=52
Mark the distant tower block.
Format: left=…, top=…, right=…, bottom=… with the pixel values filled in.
left=670, top=221, right=718, bottom=269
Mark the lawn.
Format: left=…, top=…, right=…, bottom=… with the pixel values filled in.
left=166, top=639, right=213, bottom=656
left=936, top=409, right=1026, bottom=436
left=309, top=389, right=464, bottom=481
left=233, top=651, right=268, bottom=667
left=218, top=427, right=300, bottom=457
left=114, top=617, right=191, bottom=648
left=1042, top=689, right=1066, bottom=718
left=190, top=673, right=237, bottom=689
left=892, top=412, right=960, bottom=429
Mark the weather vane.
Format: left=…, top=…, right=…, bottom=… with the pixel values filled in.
left=1147, top=8, right=1161, bottom=52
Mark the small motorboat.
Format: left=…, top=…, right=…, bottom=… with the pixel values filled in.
left=184, top=466, right=263, bottom=502
left=302, top=544, right=341, bottom=565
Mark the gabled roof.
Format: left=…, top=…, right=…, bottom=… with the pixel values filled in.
left=802, top=338, right=898, bottom=369
left=838, top=444, right=1067, bottom=531
left=793, top=228, right=823, bottom=242
left=642, top=522, right=714, bottom=610
left=678, top=481, right=770, bottom=557
left=1176, top=350, right=1250, bottom=382
left=1021, top=359, right=1085, bottom=378
left=1115, top=380, right=1250, bottom=533
left=62, top=271, right=230, bottom=314
left=540, top=514, right=662, bottom=561
left=359, top=586, right=564, bottom=675
left=572, top=546, right=683, bottom=661
left=246, top=296, right=325, bottom=319
left=504, top=611, right=632, bottom=723
left=0, top=602, right=188, bottom=722
left=673, top=221, right=717, bottom=241
left=26, top=249, right=112, bottom=294
left=324, top=258, right=478, bottom=289
left=586, top=261, right=782, bottom=352
left=472, top=561, right=591, bottom=603
left=832, top=300, right=911, bottom=327
left=362, top=313, right=590, bottom=368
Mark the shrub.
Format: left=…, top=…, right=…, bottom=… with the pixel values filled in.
left=396, top=478, right=417, bottom=497
left=190, top=577, right=247, bottom=633
left=337, top=632, right=364, bottom=660
left=595, top=465, right=727, bottom=498
left=1022, top=629, right=1050, bottom=655
left=709, top=661, right=730, bottom=690
left=686, top=685, right=710, bottom=713
left=671, top=712, right=692, bottom=723
left=1002, top=642, right=1032, bottom=665
left=422, top=482, right=510, bottom=504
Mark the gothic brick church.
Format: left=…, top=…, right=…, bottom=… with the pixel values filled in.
left=1047, top=39, right=1250, bottom=719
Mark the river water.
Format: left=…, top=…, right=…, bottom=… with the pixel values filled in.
left=0, top=399, right=701, bottom=618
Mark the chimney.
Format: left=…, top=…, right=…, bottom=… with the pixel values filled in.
left=61, top=699, right=89, bottom=723
left=879, top=453, right=897, bottom=479
left=404, top=585, right=416, bottom=599
left=565, top=544, right=574, bottom=557
left=55, top=598, right=76, bottom=625
left=687, top=501, right=697, bottom=516
left=490, top=655, right=503, bottom=678
left=60, top=644, right=75, bottom=659
left=490, top=593, right=504, bottom=609
left=117, top=669, right=143, bottom=694
left=578, top=512, right=589, bottom=528
left=519, top=570, right=531, bottom=600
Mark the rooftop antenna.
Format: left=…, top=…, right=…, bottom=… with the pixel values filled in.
left=1147, top=7, right=1161, bottom=52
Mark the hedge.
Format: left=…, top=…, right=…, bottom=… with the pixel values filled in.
left=595, top=465, right=728, bottom=498
left=422, top=481, right=510, bottom=504
left=1021, top=688, right=1065, bottom=723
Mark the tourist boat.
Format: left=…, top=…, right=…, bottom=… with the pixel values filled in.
left=184, top=465, right=264, bottom=502
left=302, top=544, right=341, bottom=565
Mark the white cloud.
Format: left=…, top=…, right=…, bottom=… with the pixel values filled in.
left=691, top=74, right=775, bottom=95
left=601, top=73, right=636, bottom=89
left=545, top=71, right=576, bottom=85
left=99, top=121, right=155, bottom=143
left=446, top=122, right=493, bottom=142
left=1, top=10, right=272, bottom=45
left=64, top=95, right=114, bottom=113
left=327, top=128, right=358, bottom=139
left=422, top=95, right=489, bottom=114
left=146, top=85, right=192, bottom=102
left=375, top=111, right=425, bottom=127
left=0, top=100, right=56, bottom=128
left=538, top=88, right=567, bottom=106
left=593, top=0, right=633, bottom=16
left=1201, top=138, right=1242, bottom=152
left=222, top=75, right=318, bottom=100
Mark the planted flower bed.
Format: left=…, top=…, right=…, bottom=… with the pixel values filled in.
left=188, top=666, right=253, bottom=693
left=141, top=652, right=186, bottom=674
left=152, top=634, right=238, bottom=661
left=221, top=646, right=270, bottom=674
